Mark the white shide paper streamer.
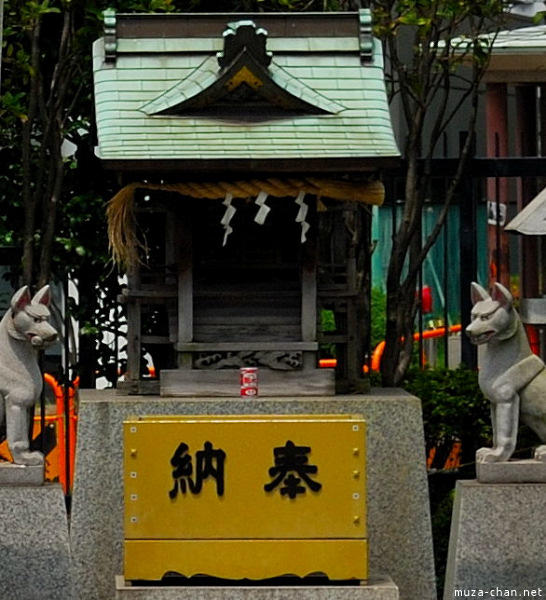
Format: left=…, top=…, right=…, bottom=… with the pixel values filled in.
left=221, top=192, right=236, bottom=246
left=295, top=191, right=310, bottom=243
left=254, top=191, right=270, bottom=225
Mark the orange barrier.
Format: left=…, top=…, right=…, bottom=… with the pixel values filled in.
left=0, top=374, right=78, bottom=493
left=0, top=417, right=60, bottom=475
left=317, top=358, right=369, bottom=373
left=318, top=358, right=337, bottom=369
left=319, top=324, right=463, bottom=372
left=426, top=441, right=462, bottom=471
left=42, top=374, right=79, bottom=494
left=371, top=324, right=462, bottom=371
left=524, top=324, right=541, bottom=356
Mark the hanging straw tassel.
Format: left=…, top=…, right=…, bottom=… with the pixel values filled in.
left=106, top=183, right=142, bottom=269
left=106, top=178, right=384, bottom=269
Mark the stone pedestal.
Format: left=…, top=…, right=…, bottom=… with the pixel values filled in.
left=70, top=389, right=436, bottom=600
left=0, top=462, right=44, bottom=485
left=115, top=575, right=399, bottom=600
left=476, top=459, right=546, bottom=483
left=0, top=483, right=73, bottom=600
left=444, top=479, right=546, bottom=598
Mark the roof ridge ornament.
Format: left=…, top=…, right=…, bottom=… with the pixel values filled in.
left=103, top=8, right=117, bottom=64
left=358, top=9, right=373, bottom=63
left=217, top=21, right=272, bottom=70
left=141, top=17, right=341, bottom=117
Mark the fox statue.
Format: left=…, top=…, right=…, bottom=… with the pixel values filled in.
left=466, top=282, right=546, bottom=463
left=0, top=285, right=58, bottom=466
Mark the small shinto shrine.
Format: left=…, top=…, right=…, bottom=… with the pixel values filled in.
left=94, top=10, right=399, bottom=396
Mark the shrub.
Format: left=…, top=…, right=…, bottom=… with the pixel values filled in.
left=402, top=366, right=490, bottom=594
left=403, top=366, right=491, bottom=468
left=371, top=287, right=387, bottom=350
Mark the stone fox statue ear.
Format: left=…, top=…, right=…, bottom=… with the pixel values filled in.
left=32, top=285, right=51, bottom=307
left=10, top=286, right=32, bottom=314
left=470, top=282, right=489, bottom=305
left=491, top=282, right=513, bottom=310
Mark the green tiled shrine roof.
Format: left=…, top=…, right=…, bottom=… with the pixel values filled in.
left=93, top=11, right=399, bottom=170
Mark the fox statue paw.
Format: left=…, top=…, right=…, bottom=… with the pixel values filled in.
left=476, top=446, right=511, bottom=463
left=11, top=449, right=44, bottom=467
left=534, top=445, right=546, bottom=462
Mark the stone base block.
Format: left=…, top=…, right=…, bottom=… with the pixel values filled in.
left=476, top=459, right=546, bottom=483
left=115, top=575, right=399, bottom=600
left=0, top=462, right=44, bottom=485
left=444, top=479, right=546, bottom=598
left=0, top=483, right=73, bottom=600
left=70, top=390, right=436, bottom=600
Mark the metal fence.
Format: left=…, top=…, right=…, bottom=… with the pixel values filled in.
left=378, top=156, right=546, bottom=370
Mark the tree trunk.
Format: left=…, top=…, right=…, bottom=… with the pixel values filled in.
left=21, top=18, right=42, bottom=286
left=0, top=0, right=4, bottom=94
left=381, top=138, right=424, bottom=386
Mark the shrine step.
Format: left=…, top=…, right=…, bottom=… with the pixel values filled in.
left=115, top=575, right=399, bottom=600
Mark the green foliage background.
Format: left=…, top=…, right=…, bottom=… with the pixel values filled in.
left=0, top=2, right=515, bottom=592
left=403, top=366, right=490, bottom=594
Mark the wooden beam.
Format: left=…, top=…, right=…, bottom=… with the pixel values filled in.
left=301, top=267, right=317, bottom=343
left=160, top=368, right=335, bottom=397
left=177, top=213, right=193, bottom=344
left=176, top=342, right=318, bottom=352
left=115, top=12, right=361, bottom=40
left=103, top=156, right=400, bottom=176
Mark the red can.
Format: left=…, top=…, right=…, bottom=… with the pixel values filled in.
left=240, top=367, right=258, bottom=397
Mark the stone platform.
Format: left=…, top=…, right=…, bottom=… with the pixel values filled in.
left=115, top=576, right=399, bottom=600
left=0, top=483, right=73, bottom=599
left=0, top=462, right=44, bottom=485
left=70, top=389, right=436, bottom=600
left=444, top=479, right=546, bottom=597
left=476, top=458, right=546, bottom=483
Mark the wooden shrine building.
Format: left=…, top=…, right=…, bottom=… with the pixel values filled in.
left=94, top=10, right=399, bottom=396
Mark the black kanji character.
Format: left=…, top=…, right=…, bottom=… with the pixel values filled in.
left=264, top=440, right=322, bottom=498
left=169, top=441, right=226, bottom=499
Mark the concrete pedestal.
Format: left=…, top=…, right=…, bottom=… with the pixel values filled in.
left=444, top=479, right=546, bottom=598
left=115, top=576, right=399, bottom=600
left=0, top=483, right=73, bottom=600
left=70, top=390, right=436, bottom=600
